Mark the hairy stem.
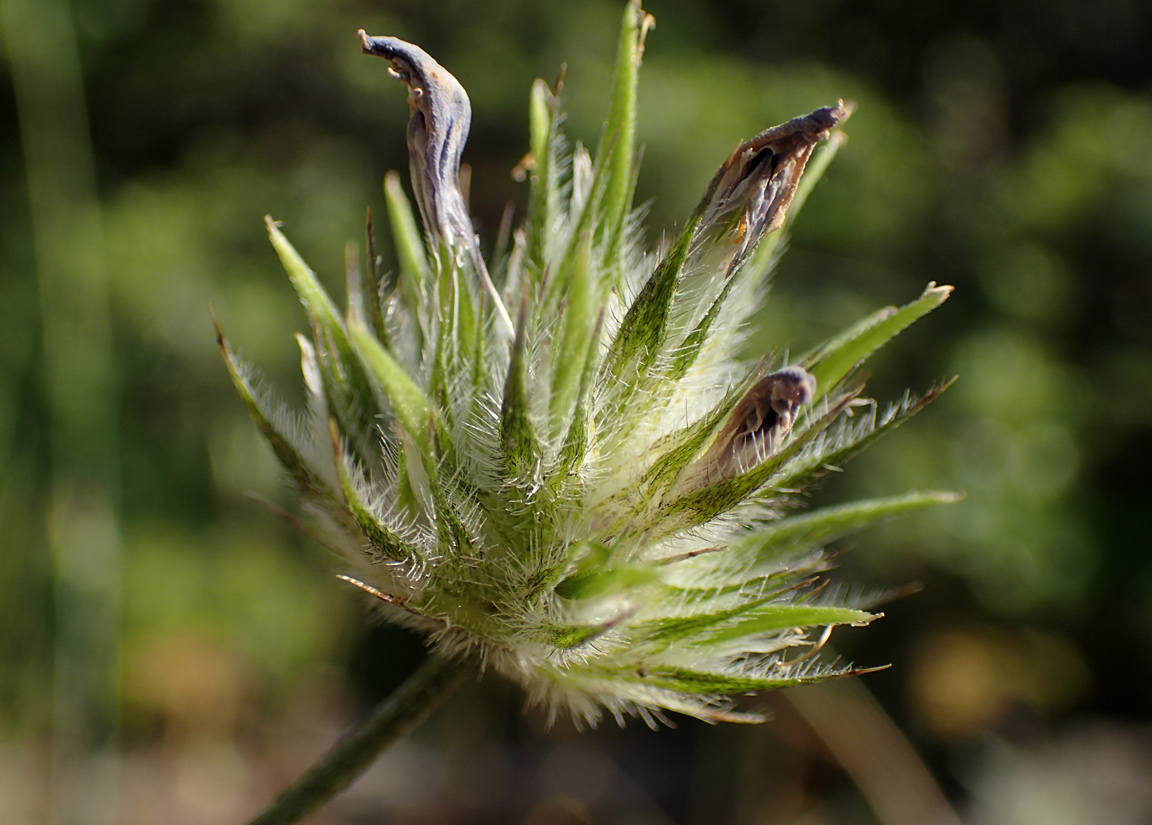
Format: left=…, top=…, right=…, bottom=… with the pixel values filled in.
left=247, top=654, right=468, bottom=825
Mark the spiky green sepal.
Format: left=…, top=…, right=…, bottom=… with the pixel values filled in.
left=222, top=8, right=955, bottom=725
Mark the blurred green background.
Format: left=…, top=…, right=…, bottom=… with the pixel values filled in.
left=2, top=0, right=1151, bottom=822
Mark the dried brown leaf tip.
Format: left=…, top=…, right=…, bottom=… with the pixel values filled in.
left=698, top=101, right=854, bottom=266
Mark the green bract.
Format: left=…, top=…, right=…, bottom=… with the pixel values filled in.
left=219, top=2, right=955, bottom=725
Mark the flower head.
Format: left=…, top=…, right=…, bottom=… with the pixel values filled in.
left=219, top=2, right=955, bottom=726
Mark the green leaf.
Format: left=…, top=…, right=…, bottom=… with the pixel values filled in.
left=439, top=253, right=478, bottom=363
left=313, top=324, right=387, bottom=474
left=528, top=79, right=552, bottom=196
left=665, top=274, right=737, bottom=379
left=384, top=170, right=429, bottom=314
left=633, top=593, right=778, bottom=646
left=500, top=300, right=542, bottom=477
left=630, top=665, right=854, bottom=694
left=705, top=604, right=876, bottom=645
left=555, top=563, right=661, bottom=600
left=552, top=311, right=604, bottom=483
left=469, top=293, right=488, bottom=405
left=329, top=420, right=416, bottom=563
left=427, top=474, right=480, bottom=558
left=267, top=217, right=385, bottom=468
left=743, top=491, right=963, bottom=561
left=344, top=240, right=368, bottom=330
left=635, top=668, right=795, bottom=694
left=804, top=282, right=953, bottom=399
left=347, top=318, right=433, bottom=445
left=593, top=0, right=650, bottom=262
left=646, top=668, right=777, bottom=694
left=664, top=551, right=828, bottom=604
left=545, top=622, right=615, bottom=649
left=394, top=428, right=431, bottom=521
left=600, top=223, right=693, bottom=393
left=767, top=380, right=954, bottom=494
left=552, top=138, right=617, bottom=295
left=427, top=259, right=479, bottom=443
left=549, top=230, right=596, bottom=439
left=365, top=209, right=390, bottom=345
left=267, top=216, right=344, bottom=332
left=527, top=76, right=561, bottom=272
left=216, top=324, right=349, bottom=528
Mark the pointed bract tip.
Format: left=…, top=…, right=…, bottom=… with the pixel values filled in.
left=356, top=29, right=384, bottom=55
left=700, top=708, right=767, bottom=725
left=336, top=574, right=406, bottom=607
left=357, top=31, right=416, bottom=63
left=211, top=310, right=226, bottom=351
left=924, top=282, right=955, bottom=302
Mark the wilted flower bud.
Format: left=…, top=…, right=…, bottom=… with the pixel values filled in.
left=695, top=103, right=853, bottom=276
left=684, top=365, right=817, bottom=490
left=359, top=31, right=513, bottom=332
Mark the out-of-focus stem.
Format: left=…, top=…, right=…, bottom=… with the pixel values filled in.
left=787, top=678, right=964, bottom=825
left=246, top=654, right=468, bottom=825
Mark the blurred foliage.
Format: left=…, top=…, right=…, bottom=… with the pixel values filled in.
left=2, top=0, right=1151, bottom=822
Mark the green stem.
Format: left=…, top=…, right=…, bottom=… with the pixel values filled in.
left=247, top=654, right=468, bottom=825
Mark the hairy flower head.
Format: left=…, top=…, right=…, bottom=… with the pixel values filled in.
left=218, top=2, right=956, bottom=726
